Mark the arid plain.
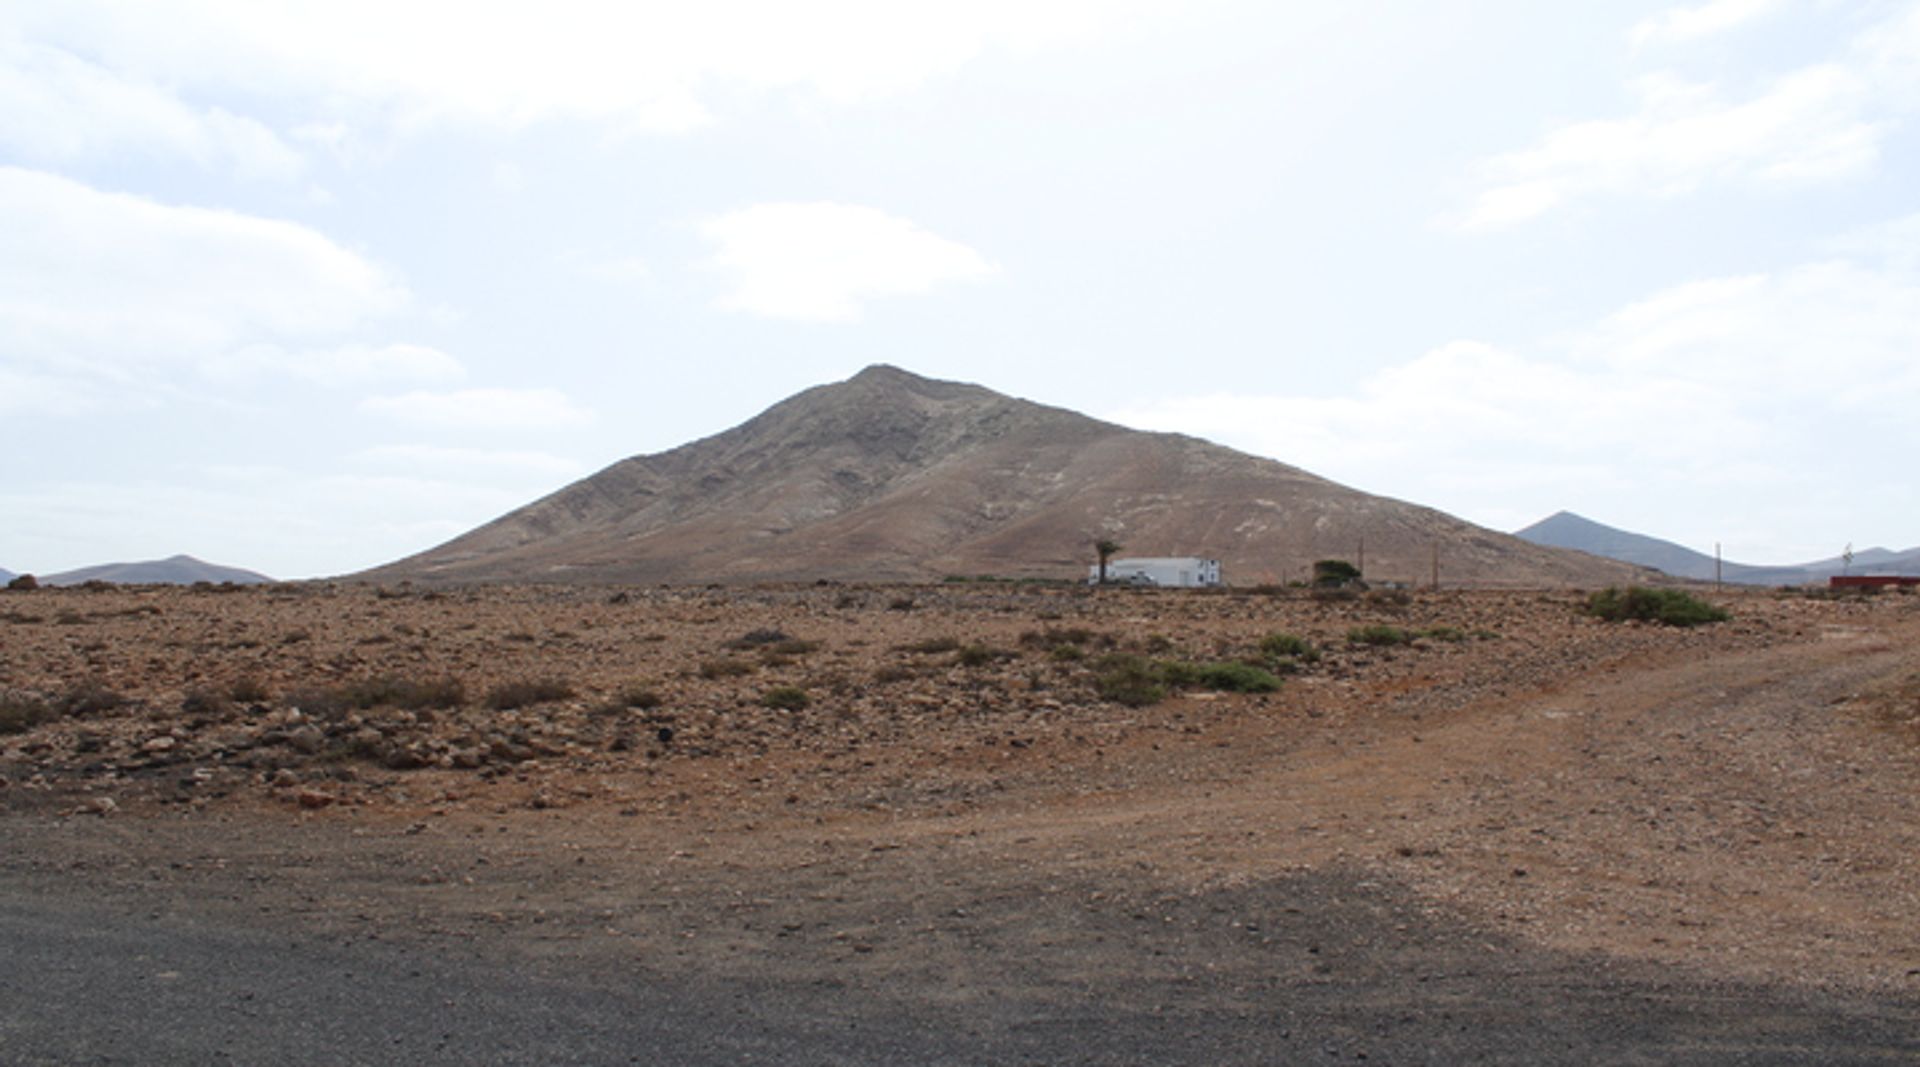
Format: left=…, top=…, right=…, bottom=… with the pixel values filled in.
left=5, top=580, right=1920, bottom=1062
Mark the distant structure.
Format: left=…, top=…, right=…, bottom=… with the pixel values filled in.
left=1829, top=575, right=1920, bottom=590
left=1089, top=556, right=1222, bottom=588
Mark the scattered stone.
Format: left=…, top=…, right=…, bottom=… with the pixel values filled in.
left=295, top=789, right=336, bottom=810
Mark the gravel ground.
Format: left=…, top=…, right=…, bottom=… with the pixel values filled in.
left=4, top=581, right=1920, bottom=1062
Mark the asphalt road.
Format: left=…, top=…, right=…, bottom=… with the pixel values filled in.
left=7, top=869, right=1920, bottom=1066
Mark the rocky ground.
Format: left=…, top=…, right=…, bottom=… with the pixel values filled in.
left=4, top=580, right=1920, bottom=1061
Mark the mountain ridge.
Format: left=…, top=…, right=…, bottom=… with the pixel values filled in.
left=1515, top=511, right=1920, bottom=585
left=363, top=365, right=1654, bottom=587
left=43, top=554, right=274, bottom=587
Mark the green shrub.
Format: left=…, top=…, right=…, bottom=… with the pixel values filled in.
left=1584, top=587, right=1728, bottom=627
left=1259, top=632, right=1319, bottom=662
left=1348, top=625, right=1414, bottom=647
left=485, top=678, right=576, bottom=710
left=1092, top=654, right=1168, bottom=707
left=1090, top=654, right=1283, bottom=706
left=761, top=686, right=810, bottom=711
left=897, top=636, right=962, bottom=654
left=1191, top=662, right=1283, bottom=693
left=1421, top=626, right=1467, bottom=642
left=1312, top=559, right=1363, bottom=587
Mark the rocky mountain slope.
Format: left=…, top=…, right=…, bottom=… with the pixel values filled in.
left=365, top=365, right=1651, bottom=587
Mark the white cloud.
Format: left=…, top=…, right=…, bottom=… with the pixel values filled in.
left=574, top=255, right=654, bottom=286
left=210, top=342, right=467, bottom=388
left=0, top=473, right=537, bottom=578
left=360, top=388, right=595, bottom=429
left=354, top=444, right=583, bottom=477
left=703, top=202, right=998, bottom=321
left=0, top=40, right=303, bottom=178
left=1454, top=3, right=1920, bottom=228
left=1631, top=0, right=1786, bottom=49
left=1457, top=66, right=1880, bottom=228
left=8, top=1, right=1155, bottom=145
left=0, top=166, right=404, bottom=367
left=1106, top=238, right=1920, bottom=563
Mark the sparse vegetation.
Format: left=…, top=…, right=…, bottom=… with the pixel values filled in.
left=1348, top=624, right=1415, bottom=647
left=228, top=676, right=272, bottom=704
left=0, top=681, right=130, bottom=734
left=761, top=686, right=811, bottom=711
left=0, top=693, right=57, bottom=734
left=1091, top=654, right=1167, bottom=707
left=1584, top=586, right=1729, bottom=628
left=954, top=644, right=1012, bottom=667
left=1313, top=559, right=1363, bottom=588
left=180, top=688, right=232, bottom=717
left=698, top=658, right=756, bottom=680
left=897, top=636, right=962, bottom=654
left=1090, top=653, right=1283, bottom=706
left=727, top=628, right=792, bottom=649
left=1019, top=627, right=1104, bottom=651
left=1421, top=625, right=1467, bottom=642
left=1259, top=632, right=1319, bottom=662
left=616, top=686, right=663, bottom=710
left=60, top=682, right=129, bottom=717
left=336, top=675, right=467, bottom=711
left=485, top=678, right=576, bottom=710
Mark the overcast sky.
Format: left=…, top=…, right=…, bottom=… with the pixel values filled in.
left=4, top=0, right=1917, bottom=578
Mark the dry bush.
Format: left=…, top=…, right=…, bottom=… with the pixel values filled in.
left=698, top=658, right=755, bottom=680
left=486, top=678, right=576, bottom=710
left=761, top=686, right=811, bottom=711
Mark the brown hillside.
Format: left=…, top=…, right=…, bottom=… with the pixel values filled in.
left=361, top=365, right=1649, bottom=586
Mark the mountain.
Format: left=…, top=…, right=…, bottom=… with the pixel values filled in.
left=0, top=567, right=14, bottom=583
left=364, top=365, right=1654, bottom=588
left=42, top=555, right=275, bottom=587
left=1515, top=511, right=1734, bottom=581
left=1516, top=511, right=1920, bottom=585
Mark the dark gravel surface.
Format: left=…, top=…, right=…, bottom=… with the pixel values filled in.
left=5, top=864, right=1917, bottom=1066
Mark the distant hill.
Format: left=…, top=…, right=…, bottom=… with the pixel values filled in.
left=363, top=365, right=1651, bottom=588
left=1516, top=511, right=1920, bottom=585
left=0, top=566, right=14, bottom=583
left=42, top=555, right=275, bottom=587
left=1515, top=511, right=1729, bottom=581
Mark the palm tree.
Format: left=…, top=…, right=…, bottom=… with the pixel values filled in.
left=1094, top=539, right=1123, bottom=585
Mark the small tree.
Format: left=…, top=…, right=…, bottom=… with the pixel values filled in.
left=1312, top=559, right=1362, bottom=588
left=1094, top=539, right=1123, bottom=584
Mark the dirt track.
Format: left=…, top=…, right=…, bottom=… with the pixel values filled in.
left=4, top=583, right=1920, bottom=1061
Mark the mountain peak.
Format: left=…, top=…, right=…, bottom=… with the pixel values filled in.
left=361, top=367, right=1649, bottom=587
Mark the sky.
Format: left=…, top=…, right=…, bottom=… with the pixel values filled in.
left=3, top=0, right=1917, bottom=578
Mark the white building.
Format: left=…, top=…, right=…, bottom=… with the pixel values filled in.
left=1089, top=556, right=1222, bottom=587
